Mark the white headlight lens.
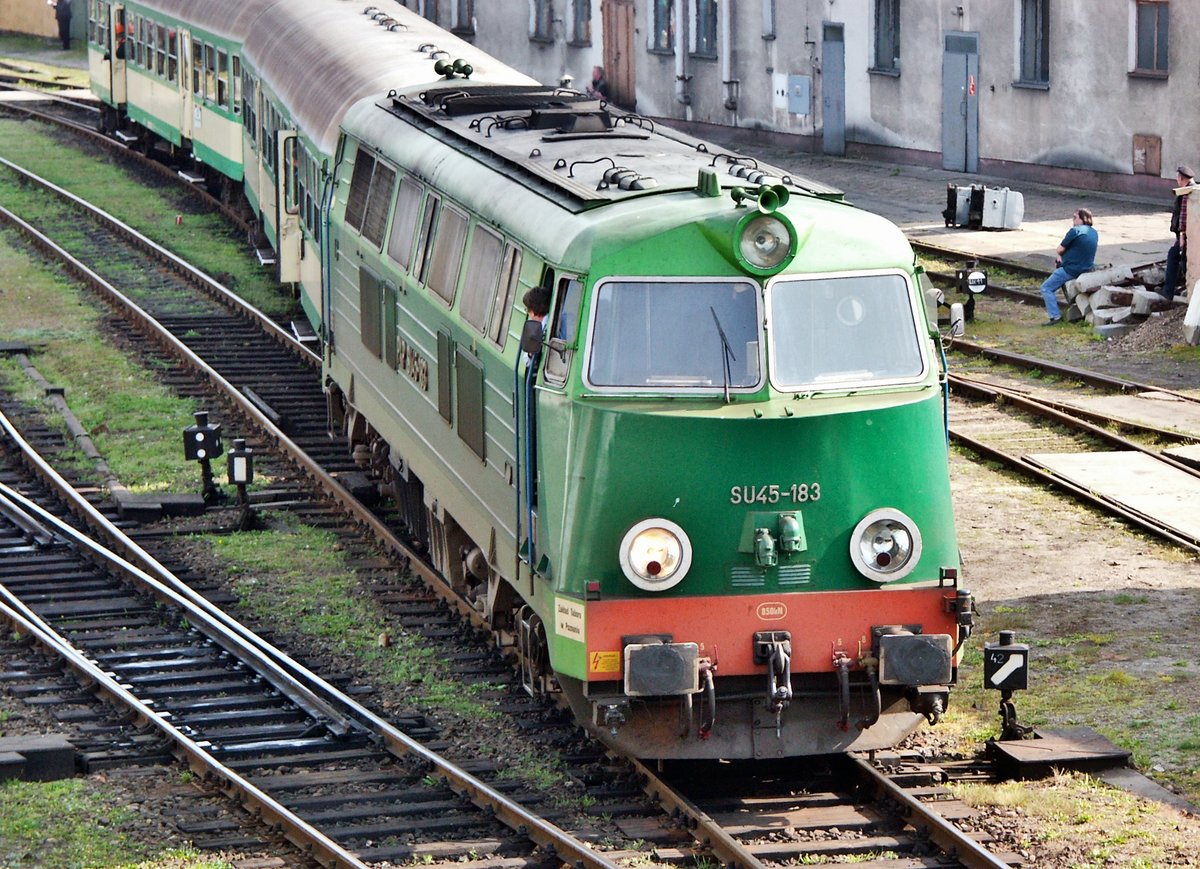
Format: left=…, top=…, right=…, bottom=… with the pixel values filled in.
left=739, top=214, right=792, bottom=270
left=849, top=508, right=923, bottom=583
left=619, top=518, right=692, bottom=591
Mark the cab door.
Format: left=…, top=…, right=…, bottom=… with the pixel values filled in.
left=275, top=131, right=302, bottom=282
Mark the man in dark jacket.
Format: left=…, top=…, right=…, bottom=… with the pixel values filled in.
left=1163, top=165, right=1196, bottom=300
left=54, top=0, right=73, bottom=51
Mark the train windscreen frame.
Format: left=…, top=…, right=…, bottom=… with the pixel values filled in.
left=767, top=271, right=927, bottom=391
left=584, top=277, right=763, bottom=393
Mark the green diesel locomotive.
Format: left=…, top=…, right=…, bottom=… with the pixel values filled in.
left=88, top=0, right=973, bottom=759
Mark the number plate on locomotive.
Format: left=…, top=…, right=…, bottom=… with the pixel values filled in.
left=730, top=483, right=821, bottom=504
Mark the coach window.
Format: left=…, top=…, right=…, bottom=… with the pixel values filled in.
left=144, top=19, right=155, bottom=70
left=231, top=57, right=241, bottom=114
left=205, top=45, right=217, bottom=103
left=191, top=37, right=202, bottom=96
left=283, top=137, right=300, bottom=215
left=426, top=205, right=468, bottom=304
left=488, top=244, right=522, bottom=348
left=151, top=25, right=162, bottom=76
left=242, top=71, right=257, bottom=136
left=361, top=163, right=396, bottom=249
left=343, top=148, right=376, bottom=234
left=413, top=194, right=441, bottom=286
left=167, top=30, right=178, bottom=82
left=460, top=225, right=504, bottom=333
left=217, top=49, right=229, bottom=109
left=387, top=176, right=424, bottom=271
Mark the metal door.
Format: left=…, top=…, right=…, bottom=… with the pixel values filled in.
left=941, top=32, right=979, bottom=173
left=179, top=30, right=193, bottom=140
left=602, top=0, right=636, bottom=109
left=820, top=22, right=845, bottom=157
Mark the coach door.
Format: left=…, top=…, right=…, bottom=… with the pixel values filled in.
left=602, top=0, right=635, bottom=109
left=178, top=30, right=194, bottom=140
left=108, top=5, right=127, bottom=106
left=275, top=131, right=302, bottom=282
left=942, top=32, right=979, bottom=173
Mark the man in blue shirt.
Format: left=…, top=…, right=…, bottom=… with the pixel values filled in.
left=1040, top=208, right=1098, bottom=325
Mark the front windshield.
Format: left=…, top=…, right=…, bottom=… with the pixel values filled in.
left=769, top=272, right=925, bottom=389
left=587, top=279, right=762, bottom=390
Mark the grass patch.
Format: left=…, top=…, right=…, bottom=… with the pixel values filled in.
left=196, top=514, right=580, bottom=806
left=0, top=119, right=291, bottom=317
left=0, top=778, right=232, bottom=869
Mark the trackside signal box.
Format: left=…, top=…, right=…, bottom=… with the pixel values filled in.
left=183, top=411, right=223, bottom=461
left=984, top=630, right=1029, bottom=692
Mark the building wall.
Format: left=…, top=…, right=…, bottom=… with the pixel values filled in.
left=1, top=0, right=64, bottom=39
left=458, top=0, right=1197, bottom=197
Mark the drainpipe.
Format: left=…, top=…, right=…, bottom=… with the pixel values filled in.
left=675, top=0, right=691, bottom=113
left=722, top=0, right=738, bottom=115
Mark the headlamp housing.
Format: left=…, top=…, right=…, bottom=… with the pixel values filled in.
left=619, top=518, right=693, bottom=591
left=734, top=211, right=797, bottom=275
left=849, top=508, right=923, bottom=583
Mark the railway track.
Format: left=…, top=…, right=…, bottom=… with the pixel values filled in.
left=0, top=87, right=253, bottom=234
left=0, top=404, right=630, bottom=869
left=0, top=136, right=1033, bottom=867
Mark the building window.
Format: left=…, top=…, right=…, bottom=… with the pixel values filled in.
left=570, top=0, right=591, bottom=45
left=762, top=0, right=776, bottom=40
left=531, top=0, right=554, bottom=41
left=1134, top=0, right=1168, bottom=73
left=873, top=0, right=899, bottom=72
left=691, top=0, right=717, bottom=56
left=1018, top=0, right=1048, bottom=84
left=650, top=0, right=673, bottom=52
left=451, top=0, right=475, bottom=35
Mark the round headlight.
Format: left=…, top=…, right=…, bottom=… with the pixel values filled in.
left=619, top=518, right=692, bottom=591
left=849, top=508, right=923, bottom=583
left=735, top=212, right=796, bottom=274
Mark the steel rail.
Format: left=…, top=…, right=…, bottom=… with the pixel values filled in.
left=953, top=373, right=1197, bottom=443
left=629, top=756, right=767, bottom=869
left=949, top=374, right=1200, bottom=481
left=0, top=99, right=252, bottom=235
left=0, top=204, right=621, bottom=869
left=0, top=593, right=373, bottom=869
left=948, top=427, right=1200, bottom=554
left=948, top=337, right=1200, bottom=403
left=848, top=754, right=1013, bottom=869
left=0, top=157, right=316, bottom=366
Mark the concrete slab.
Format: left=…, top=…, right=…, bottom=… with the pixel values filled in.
left=1033, top=391, right=1200, bottom=438
left=1164, top=443, right=1200, bottom=470
left=0, top=734, right=77, bottom=781
left=0, top=750, right=27, bottom=782
left=1025, top=450, right=1200, bottom=540
left=989, top=727, right=1131, bottom=779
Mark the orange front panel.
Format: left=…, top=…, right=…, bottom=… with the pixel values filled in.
left=585, top=587, right=958, bottom=680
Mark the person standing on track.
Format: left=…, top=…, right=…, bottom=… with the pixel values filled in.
left=53, top=0, right=73, bottom=51
left=1039, top=208, right=1098, bottom=325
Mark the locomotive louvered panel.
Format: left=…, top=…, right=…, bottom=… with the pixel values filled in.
left=455, top=349, right=485, bottom=460
left=359, top=269, right=382, bottom=359
left=777, top=564, right=813, bottom=586
left=729, top=566, right=766, bottom=587
left=437, top=331, right=453, bottom=423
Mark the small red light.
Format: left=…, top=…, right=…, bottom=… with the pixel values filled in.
left=646, top=560, right=662, bottom=575
left=586, top=580, right=600, bottom=592
left=875, top=552, right=892, bottom=567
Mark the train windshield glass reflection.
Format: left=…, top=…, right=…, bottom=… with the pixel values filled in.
left=587, top=279, right=761, bottom=391
left=769, top=273, right=925, bottom=389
